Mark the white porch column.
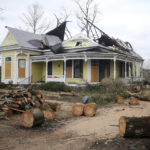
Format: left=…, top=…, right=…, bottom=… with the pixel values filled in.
left=14, top=52, right=17, bottom=84
left=46, top=58, right=48, bottom=83
left=125, top=61, right=127, bottom=79
left=113, top=56, right=116, bottom=80
left=27, top=53, right=30, bottom=84
left=64, top=58, right=66, bottom=83
left=30, top=60, right=32, bottom=83
left=141, top=62, right=143, bottom=79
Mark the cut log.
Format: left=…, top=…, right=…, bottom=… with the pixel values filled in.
left=129, top=97, right=139, bottom=105
left=42, top=110, right=55, bottom=120
left=136, top=86, right=141, bottom=92
left=60, top=91, right=74, bottom=96
left=72, top=103, right=84, bottom=116
left=48, top=103, right=61, bottom=112
left=119, top=116, right=150, bottom=137
left=117, top=97, right=124, bottom=104
left=84, top=103, right=97, bottom=117
left=21, top=108, right=44, bottom=128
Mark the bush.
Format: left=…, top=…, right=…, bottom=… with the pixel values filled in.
left=39, top=82, right=72, bottom=92
left=0, top=82, right=6, bottom=89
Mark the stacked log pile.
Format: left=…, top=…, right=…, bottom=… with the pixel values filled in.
left=0, top=90, right=61, bottom=127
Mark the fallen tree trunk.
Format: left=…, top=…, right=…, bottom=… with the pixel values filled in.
left=84, top=103, right=97, bottom=117
left=60, top=92, right=74, bottom=96
left=72, top=103, right=84, bottom=116
left=127, top=91, right=150, bottom=102
left=119, top=116, right=150, bottom=137
left=21, top=108, right=44, bottom=128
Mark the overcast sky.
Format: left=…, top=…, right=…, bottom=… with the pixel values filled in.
left=0, top=0, right=150, bottom=60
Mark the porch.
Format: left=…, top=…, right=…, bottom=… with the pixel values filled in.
left=30, top=54, right=143, bottom=84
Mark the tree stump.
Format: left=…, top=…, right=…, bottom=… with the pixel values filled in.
left=117, top=97, right=124, bottom=104
left=21, top=108, right=44, bottom=128
left=136, top=86, right=141, bottom=92
left=119, top=116, right=150, bottom=137
left=42, top=110, right=55, bottom=120
left=129, top=97, right=139, bottom=105
left=84, top=103, right=97, bottom=117
left=72, top=103, right=84, bottom=116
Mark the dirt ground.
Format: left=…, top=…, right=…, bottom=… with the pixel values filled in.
left=0, top=99, right=150, bottom=150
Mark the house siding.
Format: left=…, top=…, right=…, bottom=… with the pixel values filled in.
left=53, top=61, right=64, bottom=76
left=2, top=51, right=15, bottom=79
left=1, top=32, right=18, bottom=46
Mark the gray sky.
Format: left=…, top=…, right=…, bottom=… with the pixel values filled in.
left=0, top=0, right=150, bottom=60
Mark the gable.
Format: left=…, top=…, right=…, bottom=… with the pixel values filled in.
left=63, top=34, right=97, bottom=48
left=1, top=32, right=18, bottom=47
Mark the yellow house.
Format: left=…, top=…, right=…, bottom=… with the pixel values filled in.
left=0, top=23, right=144, bottom=85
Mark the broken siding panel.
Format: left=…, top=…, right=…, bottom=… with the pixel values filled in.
left=2, top=51, right=15, bottom=79
left=1, top=32, right=18, bottom=46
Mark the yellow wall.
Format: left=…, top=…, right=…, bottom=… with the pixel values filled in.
left=116, top=61, right=120, bottom=77
left=1, top=32, right=18, bottom=46
left=32, top=62, right=45, bottom=82
left=2, top=51, right=15, bottom=79
left=66, top=78, right=85, bottom=83
left=53, top=61, right=64, bottom=76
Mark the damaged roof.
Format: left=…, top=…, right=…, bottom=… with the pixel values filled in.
left=3, top=22, right=66, bottom=50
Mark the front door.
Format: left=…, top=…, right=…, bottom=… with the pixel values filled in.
left=91, top=60, right=99, bottom=82
left=66, top=60, right=72, bottom=78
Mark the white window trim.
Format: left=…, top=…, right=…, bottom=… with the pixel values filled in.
left=4, top=55, right=12, bottom=79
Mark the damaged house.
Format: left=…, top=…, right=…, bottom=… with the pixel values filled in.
left=0, top=22, right=143, bottom=85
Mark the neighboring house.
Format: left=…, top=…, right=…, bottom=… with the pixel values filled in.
left=0, top=22, right=144, bottom=85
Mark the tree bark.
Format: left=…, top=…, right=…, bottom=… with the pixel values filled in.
left=48, top=102, right=61, bottom=112
left=119, top=116, right=150, bottom=137
left=21, top=108, right=44, bottom=128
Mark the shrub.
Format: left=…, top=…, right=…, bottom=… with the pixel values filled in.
left=39, top=82, right=72, bottom=92
left=0, top=82, right=6, bottom=89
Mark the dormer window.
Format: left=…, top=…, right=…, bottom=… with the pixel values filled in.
left=75, top=41, right=82, bottom=47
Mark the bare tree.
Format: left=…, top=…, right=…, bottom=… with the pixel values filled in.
left=74, top=0, right=100, bottom=37
left=21, top=3, right=51, bottom=34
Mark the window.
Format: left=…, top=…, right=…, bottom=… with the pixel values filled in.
left=18, top=59, right=26, bottom=68
left=48, top=61, right=52, bottom=76
left=75, top=41, right=82, bottom=47
left=5, top=57, right=11, bottom=62
left=5, top=57, right=12, bottom=78
left=74, top=60, right=83, bottom=78
left=91, top=60, right=99, bottom=66
left=67, top=60, right=72, bottom=67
